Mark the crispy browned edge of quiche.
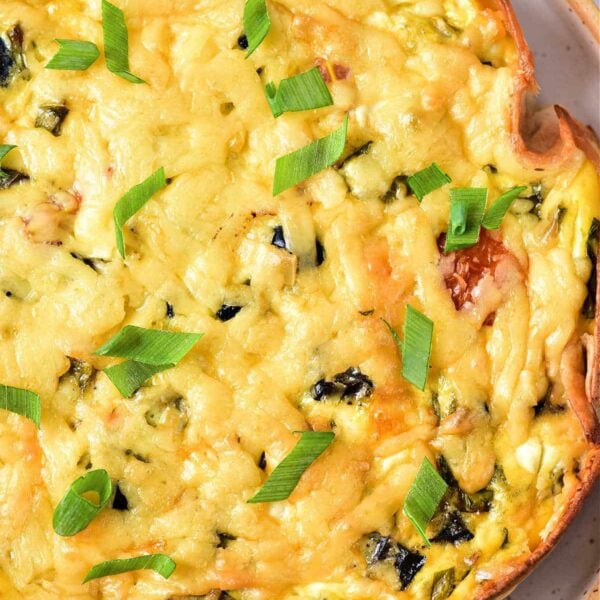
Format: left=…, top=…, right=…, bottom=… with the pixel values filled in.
left=472, top=1, right=600, bottom=598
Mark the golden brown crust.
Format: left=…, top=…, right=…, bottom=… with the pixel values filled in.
left=475, top=448, right=600, bottom=599
left=562, top=336, right=600, bottom=444
left=473, top=1, right=600, bottom=598
left=568, top=0, right=600, bottom=42
left=494, top=0, right=600, bottom=173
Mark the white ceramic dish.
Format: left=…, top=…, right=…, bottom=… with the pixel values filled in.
left=506, top=1, right=600, bottom=598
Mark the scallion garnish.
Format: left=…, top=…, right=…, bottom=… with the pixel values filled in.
left=0, top=144, right=17, bottom=178
left=243, top=0, right=271, bottom=57
left=46, top=40, right=100, bottom=71
left=95, top=326, right=202, bottom=396
left=401, top=306, right=434, bottom=391
left=407, top=163, right=451, bottom=201
left=444, top=188, right=487, bottom=252
left=102, top=0, right=144, bottom=83
left=248, top=431, right=334, bottom=503
left=404, top=457, right=448, bottom=546
left=273, top=114, right=348, bottom=195
left=0, top=384, right=41, bottom=427
left=113, top=167, right=166, bottom=258
left=265, top=67, right=333, bottom=118
left=83, top=554, right=176, bottom=583
left=53, top=470, right=113, bottom=536
left=482, top=186, right=528, bottom=230
left=103, top=361, right=170, bottom=398
left=95, top=325, right=202, bottom=364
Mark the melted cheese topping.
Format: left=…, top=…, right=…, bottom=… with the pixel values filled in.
left=0, top=1, right=597, bottom=599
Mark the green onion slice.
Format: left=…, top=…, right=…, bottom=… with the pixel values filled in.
left=407, top=163, right=451, bottom=201
left=102, top=0, right=144, bottom=83
left=482, top=186, right=528, bottom=230
left=0, top=384, right=41, bottom=427
left=83, top=554, right=176, bottom=583
left=265, top=68, right=333, bottom=118
left=248, top=431, right=334, bottom=503
left=450, top=200, right=467, bottom=236
left=404, top=457, right=448, bottom=546
left=95, top=325, right=202, bottom=365
left=103, top=360, right=170, bottom=398
left=402, top=305, right=434, bottom=391
left=243, top=0, right=271, bottom=57
left=53, top=470, right=113, bottom=536
left=273, top=114, right=348, bottom=195
left=46, top=40, right=100, bottom=71
left=444, top=188, right=488, bottom=252
left=113, top=167, right=166, bottom=257
left=0, top=145, right=17, bottom=178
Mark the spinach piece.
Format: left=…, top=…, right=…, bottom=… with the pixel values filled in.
left=582, top=218, right=599, bottom=319
left=112, top=484, right=129, bottom=511
left=431, top=568, right=456, bottom=600
left=437, top=455, right=494, bottom=513
left=0, top=25, right=28, bottom=87
left=0, top=169, right=28, bottom=189
left=216, top=304, right=243, bottom=322
left=64, top=357, right=96, bottom=392
left=310, top=367, right=374, bottom=404
left=361, top=532, right=426, bottom=590
left=35, top=104, right=70, bottom=137
left=430, top=511, right=474, bottom=545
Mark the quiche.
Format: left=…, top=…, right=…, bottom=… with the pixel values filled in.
left=0, top=0, right=598, bottom=599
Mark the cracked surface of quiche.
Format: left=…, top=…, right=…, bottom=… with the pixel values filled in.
left=0, top=1, right=598, bottom=599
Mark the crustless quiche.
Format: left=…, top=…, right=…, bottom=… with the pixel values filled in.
left=0, top=0, right=598, bottom=599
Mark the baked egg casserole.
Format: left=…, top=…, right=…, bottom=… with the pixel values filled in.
left=0, top=0, right=598, bottom=599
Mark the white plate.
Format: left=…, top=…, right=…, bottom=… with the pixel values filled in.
left=507, top=2, right=600, bottom=599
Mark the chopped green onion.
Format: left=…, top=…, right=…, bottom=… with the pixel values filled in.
left=265, top=68, right=333, bottom=118
left=113, top=167, right=166, bottom=258
left=0, top=145, right=17, bottom=178
left=450, top=200, right=467, bottom=235
left=102, top=0, right=144, bottom=83
left=273, top=114, right=348, bottom=195
left=53, top=470, right=113, bottom=536
left=243, top=0, right=271, bottom=57
left=444, top=188, right=488, bottom=252
left=0, top=384, right=41, bottom=427
left=248, top=431, right=334, bottom=503
left=402, top=305, right=434, bottom=391
left=404, top=457, right=448, bottom=546
left=95, top=325, right=202, bottom=365
left=46, top=40, right=100, bottom=71
left=482, top=186, right=528, bottom=230
left=83, top=554, right=176, bottom=583
left=407, top=163, right=451, bottom=201
left=103, top=361, right=170, bottom=397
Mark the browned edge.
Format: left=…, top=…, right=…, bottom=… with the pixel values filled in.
left=473, top=1, right=600, bottom=598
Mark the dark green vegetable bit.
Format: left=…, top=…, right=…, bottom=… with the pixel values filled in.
left=430, top=511, right=474, bottom=545
left=0, top=25, right=28, bottom=87
left=431, top=568, right=456, bottom=600
left=66, top=357, right=96, bottom=391
left=0, top=169, right=28, bottom=189
left=310, top=367, right=374, bottom=403
left=271, top=226, right=288, bottom=250
left=360, top=532, right=426, bottom=590
left=582, top=218, right=599, bottom=319
left=216, top=304, right=243, bottom=322
left=35, top=104, right=69, bottom=136
left=112, top=484, right=129, bottom=511
left=165, top=302, right=175, bottom=319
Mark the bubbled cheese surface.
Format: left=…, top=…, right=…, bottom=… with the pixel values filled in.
left=0, top=1, right=598, bottom=599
